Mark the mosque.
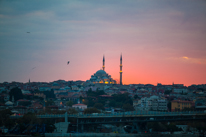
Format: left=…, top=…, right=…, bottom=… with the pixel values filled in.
left=87, top=54, right=123, bottom=85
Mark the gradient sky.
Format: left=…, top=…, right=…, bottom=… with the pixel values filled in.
left=0, top=0, right=206, bottom=86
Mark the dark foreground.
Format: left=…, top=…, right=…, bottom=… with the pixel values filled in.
left=45, top=133, right=201, bottom=137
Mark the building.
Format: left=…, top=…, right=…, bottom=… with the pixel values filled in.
left=120, top=54, right=123, bottom=85
left=195, top=98, right=206, bottom=111
left=13, top=106, right=27, bottom=114
left=157, top=99, right=167, bottom=111
left=52, top=83, right=60, bottom=90
left=171, top=100, right=194, bottom=112
left=173, top=88, right=188, bottom=94
left=133, top=99, right=141, bottom=110
left=72, top=103, right=87, bottom=111
left=5, top=101, right=13, bottom=106
left=71, top=85, right=79, bottom=91
left=89, top=70, right=116, bottom=84
left=34, top=92, right=45, bottom=98
left=87, top=56, right=117, bottom=84
left=2, top=94, right=10, bottom=102
left=87, top=55, right=123, bottom=85
left=54, top=87, right=68, bottom=94
left=17, top=99, right=31, bottom=106
left=32, top=102, right=43, bottom=109
left=136, top=95, right=167, bottom=111
left=39, top=86, right=51, bottom=91
left=149, top=99, right=167, bottom=111
left=141, top=97, right=149, bottom=110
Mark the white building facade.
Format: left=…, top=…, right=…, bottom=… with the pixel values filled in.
left=72, top=104, right=87, bottom=111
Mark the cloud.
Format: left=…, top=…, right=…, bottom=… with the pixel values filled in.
left=170, top=56, right=206, bottom=64
left=182, top=56, right=189, bottom=60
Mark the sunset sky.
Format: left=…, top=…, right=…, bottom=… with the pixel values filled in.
left=0, top=0, right=206, bottom=86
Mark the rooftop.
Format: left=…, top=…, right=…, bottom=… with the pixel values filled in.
left=72, top=103, right=87, bottom=106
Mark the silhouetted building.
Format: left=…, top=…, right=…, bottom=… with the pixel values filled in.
left=87, top=55, right=117, bottom=84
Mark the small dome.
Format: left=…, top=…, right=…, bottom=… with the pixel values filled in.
left=95, top=70, right=106, bottom=75
left=102, top=77, right=108, bottom=79
left=90, top=76, right=97, bottom=80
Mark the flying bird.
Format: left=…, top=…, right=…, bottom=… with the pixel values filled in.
left=67, top=61, right=70, bottom=65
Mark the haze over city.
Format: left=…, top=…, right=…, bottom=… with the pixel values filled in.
left=0, top=0, right=206, bottom=86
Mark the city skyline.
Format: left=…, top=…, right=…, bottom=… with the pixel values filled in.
left=0, top=0, right=206, bottom=86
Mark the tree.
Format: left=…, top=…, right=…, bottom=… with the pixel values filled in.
left=84, top=108, right=101, bottom=114
left=109, top=100, right=116, bottom=107
left=33, top=96, right=44, bottom=101
left=45, top=121, right=56, bottom=133
left=23, top=94, right=33, bottom=100
left=52, top=110, right=66, bottom=114
left=66, top=101, right=73, bottom=107
left=86, top=98, right=95, bottom=107
left=0, top=96, right=5, bottom=104
left=17, top=112, right=41, bottom=125
left=189, top=121, right=206, bottom=134
left=82, top=98, right=88, bottom=105
left=18, top=101, right=31, bottom=106
left=164, top=90, right=172, bottom=95
left=79, top=96, right=83, bottom=102
left=167, top=101, right=171, bottom=111
left=134, top=95, right=139, bottom=100
left=4, top=118, right=15, bottom=130
left=19, top=123, right=26, bottom=133
left=94, top=103, right=105, bottom=110
left=87, top=89, right=106, bottom=97
left=115, top=102, right=123, bottom=108
left=123, top=103, right=134, bottom=111
left=147, top=122, right=161, bottom=132
left=147, top=122, right=168, bottom=132
left=46, top=100, right=54, bottom=107
left=111, top=93, right=133, bottom=108
left=44, top=89, right=55, bottom=99
left=9, top=87, right=23, bottom=101
left=67, top=108, right=78, bottom=114
left=39, top=108, right=52, bottom=114
left=166, top=123, right=182, bottom=132
left=0, top=109, right=14, bottom=129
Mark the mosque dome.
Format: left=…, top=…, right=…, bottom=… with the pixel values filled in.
left=87, top=55, right=118, bottom=84
left=95, top=70, right=107, bottom=75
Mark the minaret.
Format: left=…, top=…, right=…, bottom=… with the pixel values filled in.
left=102, top=55, right=105, bottom=71
left=120, top=54, right=123, bottom=85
